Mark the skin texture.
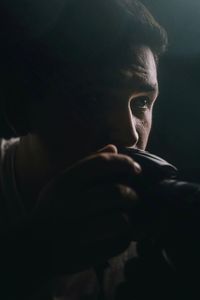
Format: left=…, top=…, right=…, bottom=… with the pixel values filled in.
left=15, top=45, right=158, bottom=198
left=14, top=46, right=158, bottom=248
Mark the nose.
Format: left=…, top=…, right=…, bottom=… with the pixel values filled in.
left=107, top=107, right=139, bottom=148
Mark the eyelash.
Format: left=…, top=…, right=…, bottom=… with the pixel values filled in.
left=130, top=96, right=151, bottom=112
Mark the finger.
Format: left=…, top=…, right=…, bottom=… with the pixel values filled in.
left=97, top=144, right=118, bottom=154
left=67, top=153, right=142, bottom=186
left=38, top=183, right=139, bottom=222
left=77, top=184, right=139, bottom=218
left=40, top=152, right=142, bottom=200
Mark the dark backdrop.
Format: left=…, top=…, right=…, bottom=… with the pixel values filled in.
left=141, top=0, right=200, bottom=181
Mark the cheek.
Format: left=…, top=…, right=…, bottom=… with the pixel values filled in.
left=136, top=113, right=152, bottom=150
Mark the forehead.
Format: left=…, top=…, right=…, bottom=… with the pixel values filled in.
left=121, top=46, right=158, bottom=89
left=89, top=46, right=158, bottom=92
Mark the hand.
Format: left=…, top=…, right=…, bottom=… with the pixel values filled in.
left=115, top=252, right=180, bottom=300
left=32, top=144, right=143, bottom=273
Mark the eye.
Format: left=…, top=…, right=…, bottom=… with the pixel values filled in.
left=130, top=96, right=151, bottom=112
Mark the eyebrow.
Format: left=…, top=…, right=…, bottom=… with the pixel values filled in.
left=136, top=82, right=158, bottom=93
left=118, top=69, right=158, bottom=94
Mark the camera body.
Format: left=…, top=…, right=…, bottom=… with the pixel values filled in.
left=120, top=147, right=200, bottom=223
left=120, top=148, right=178, bottom=204
left=120, top=147, right=177, bottom=181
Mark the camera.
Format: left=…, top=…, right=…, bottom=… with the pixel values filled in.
left=120, top=147, right=200, bottom=212
left=120, top=148, right=200, bottom=272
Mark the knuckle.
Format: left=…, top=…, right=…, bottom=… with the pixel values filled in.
left=117, top=153, right=134, bottom=164
left=96, top=153, right=135, bottom=167
left=120, top=155, right=141, bottom=172
left=96, top=152, right=113, bottom=162
left=113, top=184, right=138, bottom=199
left=121, top=155, right=135, bottom=164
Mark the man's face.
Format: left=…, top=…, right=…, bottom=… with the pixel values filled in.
left=31, top=46, right=158, bottom=166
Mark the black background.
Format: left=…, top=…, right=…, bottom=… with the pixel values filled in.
left=141, top=0, right=200, bottom=181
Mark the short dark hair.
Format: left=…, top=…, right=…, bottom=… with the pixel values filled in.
left=1, top=0, right=168, bottom=138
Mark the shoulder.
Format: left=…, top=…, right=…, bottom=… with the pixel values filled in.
left=0, top=137, right=24, bottom=227
left=0, top=138, right=20, bottom=159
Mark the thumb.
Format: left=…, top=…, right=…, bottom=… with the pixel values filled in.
left=97, top=144, right=118, bottom=154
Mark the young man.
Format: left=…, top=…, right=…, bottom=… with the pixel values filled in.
left=1, top=0, right=183, bottom=299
